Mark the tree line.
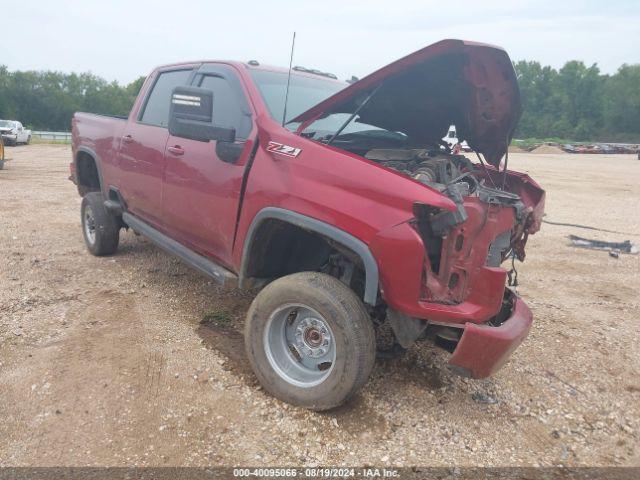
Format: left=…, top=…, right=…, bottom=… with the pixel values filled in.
left=0, top=61, right=639, bottom=141
left=514, top=60, right=640, bottom=142
left=0, top=66, right=145, bottom=131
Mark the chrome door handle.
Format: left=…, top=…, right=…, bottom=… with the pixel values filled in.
left=167, top=145, right=185, bottom=156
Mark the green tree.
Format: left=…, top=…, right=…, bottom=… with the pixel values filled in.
left=0, top=62, right=639, bottom=142
left=0, top=67, right=144, bottom=131
left=554, top=61, right=604, bottom=140
left=514, top=60, right=558, bottom=138
left=603, top=64, right=640, bottom=141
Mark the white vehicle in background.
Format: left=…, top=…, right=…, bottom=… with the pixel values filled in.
left=442, top=125, right=471, bottom=152
left=0, top=120, right=32, bottom=146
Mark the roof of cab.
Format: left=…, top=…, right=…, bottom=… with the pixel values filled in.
left=151, top=60, right=346, bottom=84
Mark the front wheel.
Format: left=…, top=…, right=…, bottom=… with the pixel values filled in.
left=81, top=192, right=120, bottom=256
left=245, top=272, right=376, bottom=411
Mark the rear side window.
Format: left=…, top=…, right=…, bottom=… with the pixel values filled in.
left=139, top=69, right=192, bottom=127
left=199, top=75, right=251, bottom=139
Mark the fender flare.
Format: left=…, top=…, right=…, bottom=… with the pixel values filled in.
left=75, top=145, right=106, bottom=196
left=239, top=207, right=379, bottom=305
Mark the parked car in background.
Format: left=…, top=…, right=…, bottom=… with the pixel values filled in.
left=0, top=120, right=32, bottom=146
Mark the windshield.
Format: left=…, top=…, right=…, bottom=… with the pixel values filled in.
left=294, top=113, right=408, bottom=143
left=249, top=70, right=406, bottom=143
left=249, top=70, right=346, bottom=125
left=0, top=120, right=13, bottom=128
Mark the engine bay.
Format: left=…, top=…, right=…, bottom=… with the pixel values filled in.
left=364, top=147, right=473, bottom=190
left=364, top=147, right=530, bottom=267
left=364, top=147, right=524, bottom=212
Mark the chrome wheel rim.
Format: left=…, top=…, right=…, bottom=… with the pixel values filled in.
left=84, top=205, right=96, bottom=244
left=264, top=303, right=336, bottom=388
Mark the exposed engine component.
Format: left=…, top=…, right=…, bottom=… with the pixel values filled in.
left=365, top=147, right=525, bottom=218
left=368, top=147, right=531, bottom=271
left=365, top=147, right=473, bottom=190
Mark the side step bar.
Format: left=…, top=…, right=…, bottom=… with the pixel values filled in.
left=122, top=212, right=238, bottom=287
left=104, top=199, right=124, bottom=215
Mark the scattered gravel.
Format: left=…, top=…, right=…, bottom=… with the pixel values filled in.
left=0, top=145, right=638, bottom=467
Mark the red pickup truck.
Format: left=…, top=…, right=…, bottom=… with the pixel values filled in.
left=71, top=39, right=545, bottom=410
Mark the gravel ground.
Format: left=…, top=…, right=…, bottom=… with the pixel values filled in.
left=0, top=145, right=638, bottom=467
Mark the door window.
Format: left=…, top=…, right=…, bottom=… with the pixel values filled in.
left=139, top=69, right=192, bottom=127
left=198, top=75, right=251, bottom=139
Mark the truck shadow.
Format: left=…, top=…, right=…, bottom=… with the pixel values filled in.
left=196, top=306, right=449, bottom=394
left=196, top=319, right=256, bottom=382
left=124, top=235, right=465, bottom=434
left=196, top=308, right=454, bottom=438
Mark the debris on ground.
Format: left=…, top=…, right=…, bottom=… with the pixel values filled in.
left=471, top=391, right=499, bottom=405
left=568, top=235, right=638, bottom=254
left=511, top=140, right=639, bottom=155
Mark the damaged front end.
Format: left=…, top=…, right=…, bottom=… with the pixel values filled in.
left=412, top=155, right=544, bottom=377
left=371, top=155, right=544, bottom=377
left=412, top=157, right=544, bottom=306
left=293, top=39, right=545, bottom=377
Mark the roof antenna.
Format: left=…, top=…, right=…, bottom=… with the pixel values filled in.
left=281, top=32, right=296, bottom=127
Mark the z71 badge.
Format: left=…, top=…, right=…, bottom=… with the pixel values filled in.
left=266, top=141, right=302, bottom=158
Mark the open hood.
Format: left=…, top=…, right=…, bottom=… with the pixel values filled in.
left=293, top=39, right=521, bottom=166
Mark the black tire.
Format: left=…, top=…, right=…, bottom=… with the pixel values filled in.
left=0, top=161, right=4, bottom=170
left=81, top=192, right=120, bottom=256
left=26, top=136, right=31, bottom=145
left=245, top=272, right=376, bottom=411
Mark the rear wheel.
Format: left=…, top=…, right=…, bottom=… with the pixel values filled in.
left=81, top=192, right=120, bottom=256
left=245, top=272, right=376, bottom=411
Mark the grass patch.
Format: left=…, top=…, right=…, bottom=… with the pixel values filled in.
left=30, top=137, right=71, bottom=145
left=201, top=310, right=233, bottom=326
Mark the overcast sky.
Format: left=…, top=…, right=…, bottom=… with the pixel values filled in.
left=3, top=0, right=639, bottom=84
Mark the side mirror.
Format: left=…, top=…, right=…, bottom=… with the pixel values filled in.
left=168, top=86, right=235, bottom=143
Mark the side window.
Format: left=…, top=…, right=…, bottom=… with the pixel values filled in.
left=139, top=69, right=192, bottom=127
left=199, top=75, right=251, bottom=139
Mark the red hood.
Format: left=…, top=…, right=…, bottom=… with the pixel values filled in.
left=293, top=39, right=521, bottom=166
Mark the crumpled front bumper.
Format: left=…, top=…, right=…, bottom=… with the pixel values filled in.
left=447, top=290, right=532, bottom=378
left=1, top=133, right=17, bottom=142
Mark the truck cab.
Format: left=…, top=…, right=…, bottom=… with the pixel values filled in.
left=70, top=39, right=545, bottom=411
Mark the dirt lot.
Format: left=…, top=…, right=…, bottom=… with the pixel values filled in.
left=0, top=145, right=639, bottom=467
